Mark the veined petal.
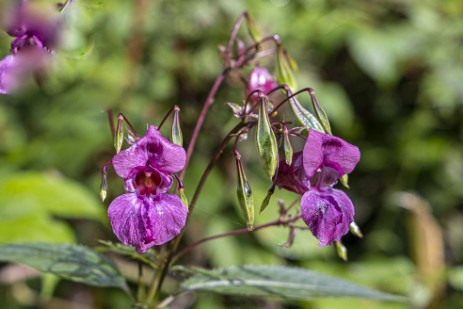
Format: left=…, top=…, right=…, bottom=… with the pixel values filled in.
left=108, top=193, right=147, bottom=251
left=112, top=142, right=149, bottom=179
left=143, top=126, right=186, bottom=174
left=303, top=129, right=360, bottom=178
left=142, top=193, right=187, bottom=247
left=301, top=188, right=354, bottom=246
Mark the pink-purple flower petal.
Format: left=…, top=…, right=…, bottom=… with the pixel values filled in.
left=303, top=129, right=360, bottom=178
left=108, top=193, right=148, bottom=252
left=301, top=188, right=354, bottom=246
left=142, top=193, right=187, bottom=247
left=276, top=151, right=310, bottom=195
left=108, top=192, right=187, bottom=253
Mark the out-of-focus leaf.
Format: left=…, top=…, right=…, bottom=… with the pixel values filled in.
left=0, top=172, right=105, bottom=220
left=0, top=215, right=74, bottom=244
left=0, top=243, right=129, bottom=291
left=180, top=265, right=403, bottom=301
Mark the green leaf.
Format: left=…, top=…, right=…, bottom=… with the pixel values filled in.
left=180, top=265, right=403, bottom=301
left=0, top=243, right=129, bottom=292
left=288, top=97, right=325, bottom=133
left=256, top=96, right=279, bottom=179
left=0, top=172, right=105, bottom=220
left=0, top=215, right=75, bottom=244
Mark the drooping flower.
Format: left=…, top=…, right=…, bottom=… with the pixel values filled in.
left=277, top=129, right=360, bottom=246
left=108, top=126, right=188, bottom=253
left=0, top=0, right=60, bottom=94
left=247, top=66, right=278, bottom=98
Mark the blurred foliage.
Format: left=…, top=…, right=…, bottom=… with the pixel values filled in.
left=1, top=0, right=463, bottom=308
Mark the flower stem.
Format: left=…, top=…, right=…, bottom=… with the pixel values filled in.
left=180, top=69, right=229, bottom=180
left=171, top=214, right=302, bottom=263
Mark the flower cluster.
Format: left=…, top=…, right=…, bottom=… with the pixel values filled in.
left=0, top=0, right=60, bottom=94
left=277, top=129, right=361, bottom=246
left=108, top=126, right=188, bottom=253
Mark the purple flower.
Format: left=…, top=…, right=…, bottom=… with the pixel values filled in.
left=108, top=126, right=188, bottom=252
left=277, top=129, right=360, bottom=246
left=0, top=0, right=60, bottom=94
left=247, top=66, right=278, bottom=99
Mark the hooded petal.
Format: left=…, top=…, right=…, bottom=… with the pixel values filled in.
left=276, top=151, right=310, bottom=195
left=112, top=141, right=149, bottom=179
left=301, top=188, right=354, bottom=246
left=141, top=193, right=187, bottom=247
left=108, top=193, right=147, bottom=251
left=142, top=126, right=186, bottom=174
left=112, top=126, right=186, bottom=178
left=303, top=129, right=360, bottom=178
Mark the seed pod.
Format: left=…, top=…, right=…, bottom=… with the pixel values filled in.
left=179, top=188, right=189, bottom=209
left=235, top=152, right=254, bottom=230
left=283, top=126, right=293, bottom=166
left=172, top=106, right=183, bottom=146
left=276, top=46, right=297, bottom=90
left=114, top=117, right=124, bottom=154
left=340, top=174, right=349, bottom=188
left=100, top=166, right=108, bottom=202
left=349, top=222, right=363, bottom=238
left=256, top=95, right=278, bottom=180
left=308, top=88, right=332, bottom=135
left=335, top=241, right=348, bottom=261
left=246, top=14, right=262, bottom=43
left=260, top=190, right=273, bottom=214
left=288, top=96, right=324, bottom=132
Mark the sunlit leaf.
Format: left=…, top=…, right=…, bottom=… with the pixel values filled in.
left=0, top=243, right=129, bottom=292
left=180, top=265, right=403, bottom=301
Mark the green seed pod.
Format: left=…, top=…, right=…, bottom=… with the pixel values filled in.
left=114, top=118, right=124, bottom=154
left=100, top=167, right=108, bottom=202
left=288, top=96, right=324, bottom=132
left=235, top=152, right=254, bottom=230
left=335, top=241, right=348, bottom=261
left=259, top=190, right=273, bottom=214
left=283, top=126, right=293, bottom=166
left=172, top=106, right=183, bottom=146
left=276, top=46, right=297, bottom=90
left=256, top=95, right=279, bottom=180
left=179, top=188, right=189, bottom=209
left=245, top=14, right=262, bottom=43
left=349, top=222, right=363, bottom=238
left=309, top=88, right=332, bottom=135
left=340, top=174, right=349, bottom=188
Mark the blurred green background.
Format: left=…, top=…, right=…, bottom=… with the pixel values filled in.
left=1, top=0, right=462, bottom=308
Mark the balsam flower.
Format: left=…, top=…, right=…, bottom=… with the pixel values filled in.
left=277, top=129, right=360, bottom=246
left=0, top=0, right=60, bottom=94
left=108, top=126, right=188, bottom=253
